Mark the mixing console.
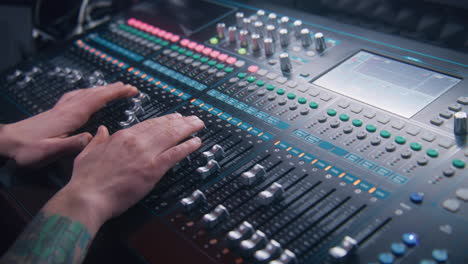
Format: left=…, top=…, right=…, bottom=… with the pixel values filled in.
left=1, top=1, right=467, bottom=263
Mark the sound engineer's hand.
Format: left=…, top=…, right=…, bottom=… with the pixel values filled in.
left=45, top=113, right=204, bottom=234
left=0, top=82, right=138, bottom=167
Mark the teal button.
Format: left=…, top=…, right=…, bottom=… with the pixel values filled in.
left=256, top=80, right=265, bottom=86
left=352, top=119, right=363, bottom=127
left=266, top=84, right=275, bottom=91
left=452, top=159, right=465, bottom=168
left=193, top=54, right=201, bottom=59
left=185, top=50, right=193, bottom=56
left=339, top=114, right=349, bottom=121
left=200, top=57, right=209, bottom=63
left=380, top=130, right=391, bottom=138
left=327, top=109, right=337, bottom=116
left=427, top=148, right=439, bottom=158
left=208, top=60, right=217, bottom=66
left=432, top=249, right=448, bottom=263
left=237, top=72, right=247, bottom=78
left=277, top=89, right=285, bottom=95
left=309, top=102, right=319, bottom=109
left=216, top=63, right=225, bottom=69
left=366, top=124, right=377, bottom=133
left=224, top=67, right=233, bottom=73
left=298, top=97, right=307, bottom=104
left=247, top=76, right=256, bottom=83
left=395, top=136, right=406, bottom=145
left=410, top=142, right=422, bottom=151
left=287, top=93, right=296, bottom=100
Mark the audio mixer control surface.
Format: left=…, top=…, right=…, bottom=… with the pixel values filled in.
left=1, top=1, right=467, bottom=263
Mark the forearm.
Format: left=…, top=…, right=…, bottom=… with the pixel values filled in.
left=0, top=124, right=18, bottom=161
left=0, top=185, right=106, bottom=264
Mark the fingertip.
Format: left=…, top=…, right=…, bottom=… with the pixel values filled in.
left=80, top=133, right=93, bottom=147
left=191, top=136, right=202, bottom=146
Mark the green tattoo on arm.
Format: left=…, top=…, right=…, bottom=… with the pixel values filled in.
left=0, top=212, right=92, bottom=264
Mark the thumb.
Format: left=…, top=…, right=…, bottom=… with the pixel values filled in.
left=44, top=132, right=93, bottom=156
left=78, top=126, right=109, bottom=159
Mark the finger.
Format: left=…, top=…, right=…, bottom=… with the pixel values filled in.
left=80, top=83, right=139, bottom=115
left=130, top=112, right=183, bottom=133
left=39, top=132, right=93, bottom=162
left=148, top=115, right=204, bottom=151
left=153, top=137, right=202, bottom=175
left=78, top=126, right=109, bottom=159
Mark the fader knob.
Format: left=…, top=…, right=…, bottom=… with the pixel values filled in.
left=454, top=111, right=467, bottom=135
left=268, top=13, right=278, bottom=27
left=202, top=144, right=225, bottom=162
left=227, top=221, right=255, bottom=245
left=202, top=204, right=229, bottom=228
left=279, top=28, right=289, bottom=47
left=251, top=34, right=261, bottom=51
left=279, top=53, right=292, bottom=73
left=240, top=230, right=268, bottom=255
left=264, top=38, right=274, bottom=57
left=301, top=28, right=312, bottom=47
left=257, top=182, right=284, bottom=205
left=119, top=114, right=138, bottom=128
left=216, top=23, right=226, bottom=39
left=228, top=26, right=237, bottom=43
left=196, top=160, right=221, bottom=180
left=239, top=30, right=249, bottom=47
left=236, top=12, right=245, bottom=28
left=240, top=164, right=266, bottom=185
left=180, top=189, right=206, bottom=211
left=293, top=20, right=303, bottom=38
left=315, top=32, right=327, bottom=52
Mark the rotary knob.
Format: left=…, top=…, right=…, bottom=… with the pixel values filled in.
left=216, top=23, right=226, bottom=39
left=264, top=38, right=274, bottom=57
left=279, top=28, right=289, bottom=47
left=301, top=28, right=312, bottom=47
left=251, top=33, right=261, bottom=52
left=293, top=20, right=303, bottom=38
left=454, top=111, right=467, bottom=135
left=239, top=29, right=249, bottom=47
left=228, top=26, right=237, bottom=43
left=236, top=12, right=244, bottom=28
left=268, top=13, right=278, bottom=27
left=279, top=53, right=292, bottom=73
left=315, top=32, right=327, bottom=52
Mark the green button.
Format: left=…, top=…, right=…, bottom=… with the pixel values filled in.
left=339, top=114, right=349, bottom=122
left=410, top=142, right=422, bottom=151
left=380, top=130, right=391, bottom=138
left=298, top=97, right=307, bottom=104
left=208, top=60, right=217, bottom=66
left=161, top=41, right=169, bottom=46
left=237, top=72, right=247, bottom=79
left=394, top=136, right=406, bottom=145
left=266, top=84, right=275, bottom=91
left=171, top=45, right=179, bottom=50
left=277, top=89, right=285, bottom=95
left=352, top=119, right=363, bottom=127
left=224, top=67, right=234, bottom=73
left=247, top=76, right=256, bottom=83
left=309, top=102, right=319, bottom=109
left=178, top=48, right=186, bottom=53
left=238, top=48, right=247, bottom=55
left=209, top=37, right=219, bottom=45
left=185, top=51, right=193, bottom=56
left=452, top=159, right=465, bottom=169
left=154, top=38, right=162, bottom=44
left=327, top=109, right=337, bottom=116
left=200, top=57, right=209, bottom=63
left=427, top=148, right=439, bottom=158
left=256, top=80, right=265, bottom=86
left=216, top=64, right=225, bottom=69
left=193, top=54, right=201, bottom=59
left=287, top=93, right=296, bottom=100
left=366, top=124, right=377, bottom=133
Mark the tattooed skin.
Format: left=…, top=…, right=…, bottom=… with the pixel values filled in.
left=0, top=212, right=92, bottom=264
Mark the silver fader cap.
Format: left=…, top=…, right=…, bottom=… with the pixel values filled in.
left=268, top=13, right=278, bottom=27
left=257, top=9, right=266, bottom=22
left=251, top=33, right=261, bottom=51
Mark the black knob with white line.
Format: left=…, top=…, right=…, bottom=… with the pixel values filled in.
left=279, top=53, right=292, bottom=73
left=454, top=111, right=467, bottom=135
left=240, top=164, right=266, bottom=186
left=315, top=32, right=327, bottom=52
left=202, top=204, right=229, bottom=228
left=226, top=221, right=255, bottom=245
left=196, top=160, right=221, bottom=180
left=257, top=182, right=284, bottom=205
left=180, top=189, right=206, bottom=211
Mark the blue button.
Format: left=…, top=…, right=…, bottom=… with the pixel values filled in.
left=278, top=142, right=290, bottom=150
left=331, top=147, right=348, bottom=157
left=239, top=123, right=251, bottom=130
left=318, top=141, right=335, bottom=150
left=249, top=127, right=261, bottom=136
left=409, top=192, right=424, bottom=204
left=290, top=148, right=302, bottom=156
left=402, top=233, right=418, bottom=247
left=314, top=160, right=329, bottom=169
left=328, top=167, right=343, bottom=177
left=266, top=116, right=280, bottom=125
left=420, top=259, right=436, bottom=264
left=300, top=153, right=316, bottom=163
left=235, top=102, right=248, bottom=110
left=259, top=133, right=273, bottom=141
left=210, top=108, right=222, bottom=115
left=343, top=174, right=358, bottom=184
left=345, top=153, right=361, bottom=163
left=375, top=167, right=392, bottom=177
left=305, top=135, right=320, bottom=144
left=390, top=242, right=406, bottom=256
left=292, top=129, right=309, bottom=138
left=432, top=249, right=448, bottom=263
left=373, top=189, right=390, bottom=199
left=378, top=252, right=394, bottom=264
left=358, top=180, right=373, bottom=191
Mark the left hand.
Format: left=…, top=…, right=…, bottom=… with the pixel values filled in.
left=0, top=82, right=138, bottom=167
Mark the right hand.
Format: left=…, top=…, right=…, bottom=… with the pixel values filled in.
left=47, top=113, right=204, bottom=233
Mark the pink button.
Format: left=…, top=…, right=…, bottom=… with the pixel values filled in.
left=217, top=54, right=228, bottom=62
left=210, top=50, right=220, bottom=59
left=127, top=18, right=136, bottom=25
left=202, top=47, right=212, bottom=55
left=247, top=65, right=259, bottom=73
left=164, top=32, right=173, bottom=40
left=151, top=28, right=160, bottom=35
left=170, top=35, right=180, bottom=43
left=226, top=56, right=237, bottom=64
left=180, top=39, right=190, bottom=47
left=158, top=30, right=166, bottom=38
left=195, top=44, right=205, bottom=52
left=188, top=42, right=197, bottom=50
left=134, top=21, right=142, bottom=28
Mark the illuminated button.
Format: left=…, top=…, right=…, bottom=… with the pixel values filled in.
left=238, top=48, right=247, bottom=55
left=432, top=249, right=448, bottom=263
left=410, top=142, right=422, bottom=151
left=287, top=93, right=296, bottom=100
left=215, top=64, right=225, bottom=69
left=410, top=192, right=424, bottom=203
left=208, top=60, right=217, bottom=66
left=378, top=252, right=394, bottom=264
left=256, top=80, right=265, bottom=86
left=394, top=136, right=406, bottom=145
left=366, top=124, right=377, bottom=133
left=298, top=97, right=307, bottom=104
left=402, top=233, right=418, bottom=247
left=200, top=57, right=209, bottom=63
left=352, top=119, right=362, bottom=127
left=266, top=84, right=275, bottom=91
left=247, top=76, right=256, bottom=83
left=238, top=72, right=247, bottom=78
left=426, top=149, right=439, bottom=158
left=309, top=102, right=319, bottom=109
left=452, top=159, right=465, bottom=168
left=276, top=89, right=285, bottom=95
left=209, top=37, right=219, bottom=44
left=193, top=54, right=201, bottom=59
left=390, top=242, right=406, bottom=256
left=178, top=48, right=186, bottom=53
left=185, top=51, right=193, bottom=56
left=247, top=65, right=259, bottom=73
left=224, top=67, right=234, bottom=73
left=380, top=130, right=391, bottom=138
left=339, top=114, right=349, bottom=121
left=327, top=109, right=337, bottom=116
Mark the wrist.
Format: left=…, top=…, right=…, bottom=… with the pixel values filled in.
left=0, top=124, right=20, bottom=160
left=43, top=183, right=108, bottom=235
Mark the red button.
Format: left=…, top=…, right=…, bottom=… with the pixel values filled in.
left=170, top=35, right=180, bottom=43
left=247, top=65, right=259, bottom=73
left=165, top=32, right=173, bottom=40
left=188, top=42, right=197, bottom=50
left=218, top=54, right=228, bottom=62
left=158, top=30, right=166, bottom=38
left=127, top=18, right=136, bottom=25
left=202, top=47, right=213, bottom=55
left=180, top=39, right=190, bottom=47
left=195, top=44, right=205, bottom=52
left=210, top=50, right=220, bottom=58
left=151, top=28, right=160, bottom=35
left=226, top=57, right=237, bottom=65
